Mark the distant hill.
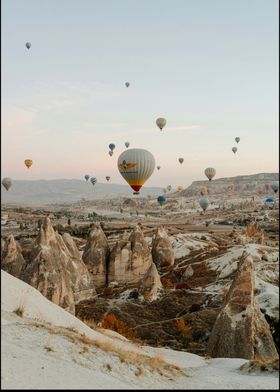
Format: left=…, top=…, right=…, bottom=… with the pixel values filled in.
left=1, top=179, right=163, bottom=206
left=183, top=173, right=279, bottom=196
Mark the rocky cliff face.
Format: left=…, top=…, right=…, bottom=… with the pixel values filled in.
left=108, top=225, right=152, bottom=284
left=207, top=251, right=278, bottom=362
left=152, top=227, right=174, bottom=268
left=1, top=235, right=26, bottom=278
left=20, top=217, right=96, bottom=314
left=82, top=223, right=110, bottom=288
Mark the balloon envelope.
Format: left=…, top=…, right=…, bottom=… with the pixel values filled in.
left=117, top=148, right=155, bottom=194
left=90, top=177, right=97, bottom=186
left=235, top=137, right=240, bottom=143
left=106, top=176, right=110, bottom=181
left=200, top=186, right=207, bottom=195
left=84, top=174, right=90, bottom=181
left=157, top=166, right=161, bottom=170
left=177, top=186, right=184, bottom=193
left=25, top=42, right=31, bottom=49
left=166, top=185, right=172, bottom=192
left=156, top=117, right=166, bottom=130
left=24, top=159, right=33, bottom=169
left=157, top=195, right=166, bottom=206
left=2, top=177, right=12, bottom=191
left=204, top=167, right=216, bottom=181
left=108, top=151, right=114, bottom=156
left=109, top=144, right=116, bottom=151
left=271, top=181, right=279, bottom=193
left=232, top=147, right=237, bottom=154
left=199, top=197, right=210, bottom=211
left=178, top=158, right=184, bottom=164
left=125, top=82, right=130, bottom=87
left=125, top=142, right=130, bottom=148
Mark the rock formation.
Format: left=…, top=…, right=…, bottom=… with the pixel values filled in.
left=20, top=216, right=96, bottom=314
left=82, top=223, right=110, bottom=288
left=139, top=262, right=162, bottom=301
left=108, top=224, right=152, bottom=284
left=245, top=221, right=264, bottom=244
left=152, top=226, right=174, bottom=268
left=207, top=251, right=278, bottom=362
left=1, top=235, right=26, bottom=278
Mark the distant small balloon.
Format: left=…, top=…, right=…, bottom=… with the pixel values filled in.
left=25, top=42, right=31, bottom=49
left=166, top=185, right=172, bottom=192
left=157, top=195, right=166, bottom=206
left=24, top=159, right=33, bottom=169
left=106, top=176, right=110, bottom=182
left=204, top=167, right=216, bottom=181
left=178, top=158, right=184, bottom=164
left=2, top=177, right=12, bottom=191
left=199, top=197, right=210, bottom=212
left=109, top=144, right=116, bottom=151
left=271, top=181, right=279, bottom=193
left=235, top=137, right=240, bottom=143
left=157, top=166, right=161, bottom=170
left=125, top=82, right=130, bottom=88
left=232, top=147, right=238, bottom=154
left=109, top=151, right=114, bottom=156
left=156, top=117, right=166, bottom=131
left=200, top=186, right=207, bottom=196
left=90, top=177, right=97, bottom=187
left=125, top=142, right=130, bottom=148
left=84, top=174, right=90, bottom=181
left=177, top=186, right=184, bottom=193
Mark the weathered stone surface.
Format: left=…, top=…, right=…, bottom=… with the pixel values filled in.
left=82, top=223, right=110, bottom=288
left=20, top=216, right=96, bottom=314
left=207, top=251, right=278, bottom=361
left=246, top=221, right=264, bottom=244
left=108, top=224, right=152, bottom=284
left=1, top=235, right=26, bottom=278
left=139, top=262, right=162, bottom=301
left=152, top=226, right=174, bottom=268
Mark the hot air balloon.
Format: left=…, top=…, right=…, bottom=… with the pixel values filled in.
left=84, top=174, right=90, bottom=181
left=109, top=144, right=116, bottom=152
left=117, top=148, right=155, bottom=194
left=200, top=186, right=207, bottom=196
left=157, top=166, right=161, bottom=170
left=265, top=197, right=274, bottom=209
left=156, top=117, right=166, bottom=131
left=199, top=197, right=210, bottom=212
left=125, top=142, right=130, bottom=148
left=177, top=186, right=184, bottom=193
left=24, top=159, right=33, bottom=169
left=125, top=82, right=130, bottom=88
left=157, top=195, right=166, bottom=206
left=235, top=137, right=240, bottom=143
left=163, top=188, right=167, bottom=194
left=2, top=177, right=12, bottom=191
left=90, top=177, right=97, bottom=187
left=271, top=181, right=279, bottom=193
left=204, top=167, right=216, bottom=181
left=108, top=151, right=114, bottom=156
left=25, top=42, right=31, bottom=49
left=178, top=158, right=184, bottom=164
left=166, top=185, right=172, bottom=192
left=106, top=176, right=110, bottom=182
left=232, top=147, right=237, bottom=154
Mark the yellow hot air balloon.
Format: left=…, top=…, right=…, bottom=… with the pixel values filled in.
left=177, top=186, right=184, bottom=193
left=117, top=148, right=155, bottom=194
left=204, top=167, right=216, bottom=181
left=24, top=159, right=33, bottom=169
left=200, top=186, right=207, bottom=195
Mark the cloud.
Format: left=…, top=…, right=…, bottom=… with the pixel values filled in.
left=167, top=125, right=201, bottom=131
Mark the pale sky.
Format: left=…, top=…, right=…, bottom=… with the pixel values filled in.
left=1, top=0, right=279, bottom=189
